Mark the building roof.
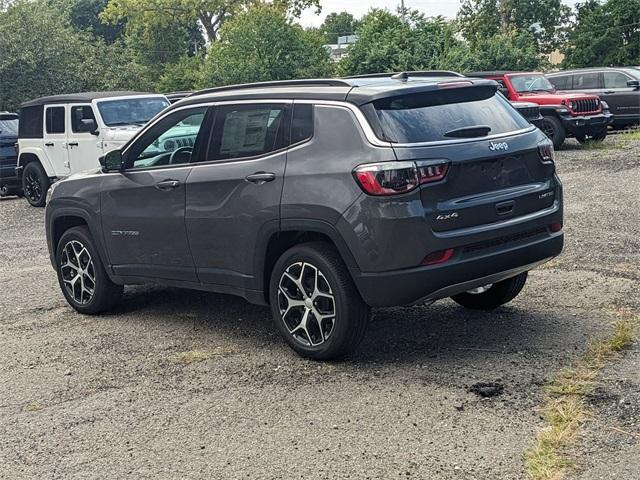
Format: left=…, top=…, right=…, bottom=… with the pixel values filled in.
left=173, top=73, right=497, bottom=109
left=20, top=91, right=162, bottom=108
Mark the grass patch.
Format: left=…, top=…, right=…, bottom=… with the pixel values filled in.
left=525, top=310, right=638, bottom=479
left=174, top=346, right=239, bottom=364
left=618, top=128, right=640, bottom=141
left=577, top=139, right=622, bottom=150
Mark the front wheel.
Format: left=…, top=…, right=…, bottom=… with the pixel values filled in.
left=269, top=242, right=370, bottom=360
left=540, top=116, right=566, bottom=150
left=451, top=272, right=528, bottom=310
left=56, top=226, right=123, bottom=314
left=22, top=161, right=49, bottom=207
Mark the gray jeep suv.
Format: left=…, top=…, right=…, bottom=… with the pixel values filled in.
left=45, top=74, right=564, bottom=359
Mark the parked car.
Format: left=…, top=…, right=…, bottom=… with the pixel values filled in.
left=511, top=101, right=544, bottom=129
left=0, top=112, right=21, bottom=197
left=546, top=67, right=640, bottom=129
left=468, top=71, right=613, bottom=149
left=16, top=91, right=170, bottom=207
left=45, top=74, right=564, bottom=360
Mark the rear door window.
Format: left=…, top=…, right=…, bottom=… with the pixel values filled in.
left=45, top=106, right=65, bottom=134
left=363, top=90, right=530, bottom=144
left=573, top=72, right=600, bottom=89
left=207, top=104, right=289, bottom=161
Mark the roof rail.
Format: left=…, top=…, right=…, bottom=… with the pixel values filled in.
left=345, top=70, right=464, bottom=79
left=191, top=79, right=353, bottom=97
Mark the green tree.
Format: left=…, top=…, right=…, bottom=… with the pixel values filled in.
left=157, top=55, right=204, bottom=92
left=442, top=30, right=544, bottom=72
left=458, top=0, right=570, bottom=53
left=320, top=11, right=358, bottom=44
left=0, top=0, right=151, bottom=111
left=338, top=9, right=459, bottom=76
left=200, top=4, right=333, bottom=87
left=101, top=0, right=321, bottom=43
left=49, top=0, right=124, bottom=43
left=562, top=0, right=640, bottom=68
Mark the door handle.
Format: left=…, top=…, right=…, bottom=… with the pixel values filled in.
left=604, top=90, right=615, bottom=94
left=245, top=172, right=276, bottom=184
left=496, top=200, right=515, bottom=216
left=68, top=142, right=79, bottom=147
left=155, top=179, right=181, bottom=191
left=45, top=142, right=54, bottom=147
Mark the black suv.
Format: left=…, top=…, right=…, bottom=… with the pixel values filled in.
left=45, top=74, right=564, bottom=359
left=0, top=112, right=21, bottom=197
left=547, top=67, right=640, bottom=129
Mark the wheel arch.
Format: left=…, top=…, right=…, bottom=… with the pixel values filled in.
left=48, top=209, right=111, bottom=275
left=17, top=149, right=55, bottom=178
left=257, top=219, right=359, bottom=304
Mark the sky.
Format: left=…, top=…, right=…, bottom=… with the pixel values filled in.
left=299, top=0, right=582, bottom=27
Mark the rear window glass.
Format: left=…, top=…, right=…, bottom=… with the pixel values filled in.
left=18, top=106, right=43, bottom=139
left=0, top=117, right=18, bottom=136
left=364, top=91, right=530, bottom=143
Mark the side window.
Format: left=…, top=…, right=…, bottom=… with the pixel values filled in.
left=45, top=107, right=65, bottom=134
left=549, top=75, right=569, bottom=90
left=126, top=107, right=208, bottom=170
left=603, top=71, right=631, bottom=89
left=291, top=104, right=313, bottom=144
left=573, top=72, right=599, bottom=89
left=207, top=104, right=288, bottom=162
left=71, top=106, right=97, bottom=133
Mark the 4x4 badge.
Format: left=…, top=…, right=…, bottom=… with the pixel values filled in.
left=489, top=142, right=509, bottom=151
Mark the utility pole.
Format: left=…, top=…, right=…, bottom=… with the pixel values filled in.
left=401, top=0, right=406, bottom=24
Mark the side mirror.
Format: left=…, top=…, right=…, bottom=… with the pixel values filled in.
left=80, top=118, right=99, bottom=136
left=627, top=80, right=640, bottom=90
left=99, top=149, right=123, bottom=172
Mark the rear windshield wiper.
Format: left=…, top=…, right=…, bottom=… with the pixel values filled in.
left=443, top=125, right=492, bottom=138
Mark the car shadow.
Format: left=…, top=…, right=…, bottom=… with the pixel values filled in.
left=106, top=284, right=572, bottom=367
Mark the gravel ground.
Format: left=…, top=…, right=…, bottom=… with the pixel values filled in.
left=0, top=137, right=638, bottom=479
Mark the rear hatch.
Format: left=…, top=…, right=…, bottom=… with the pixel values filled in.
left=360, top=82, right=557, bottom=232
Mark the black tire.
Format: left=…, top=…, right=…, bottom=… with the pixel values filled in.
left=269, top=242, right=370, bottom=360
left=55, top=226, right=123, bottom=314
left=22, top=161, right=49, bottom=207
left=540, top=116, right=566, bottom=150
left=451, top=272, right=528, bottom=310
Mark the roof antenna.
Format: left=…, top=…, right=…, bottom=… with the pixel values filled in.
left=391, top=72, right=409, bottom=82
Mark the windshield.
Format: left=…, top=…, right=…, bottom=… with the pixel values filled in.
left=0, top=117, right=19, bottom=136
left=509, top=75, right=556, bottom=93
left=97, top=97, right=169, bottom=127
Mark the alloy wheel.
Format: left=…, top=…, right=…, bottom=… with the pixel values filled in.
left=60, top=240, right=96, bottom=305
left=24, top=173, right=42, bottom=203
left=542, top=122, right=555, bottom=139
left=277, top=262, right=336, bottom=347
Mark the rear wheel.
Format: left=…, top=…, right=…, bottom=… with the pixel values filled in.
left=56, top=226, right=123, bottom=314
left=451, top=272, right=528, bottom=310
left=540, top=116, right=566, bottom=150
left=22, top=161, right=49, bottom=207
left=269, top=242, right=370, bottom=360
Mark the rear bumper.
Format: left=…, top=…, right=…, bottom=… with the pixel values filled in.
left=352, top=230, right=563, bottom=308
left=560, top=112, right=614, bottom=135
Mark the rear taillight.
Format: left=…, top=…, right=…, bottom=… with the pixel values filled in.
left=421, top=248, right=455, bottom=266
left=353, top=160, right=449, bottom=196
left=549, top=222, right=563, bottom=233
left=538, top=141, right=555, bottom=164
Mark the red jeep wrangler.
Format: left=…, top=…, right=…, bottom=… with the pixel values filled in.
left=468, top=71, right=614, bottom=149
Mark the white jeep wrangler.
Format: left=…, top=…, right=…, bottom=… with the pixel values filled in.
left=16, top=92, right=169, bottom=206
